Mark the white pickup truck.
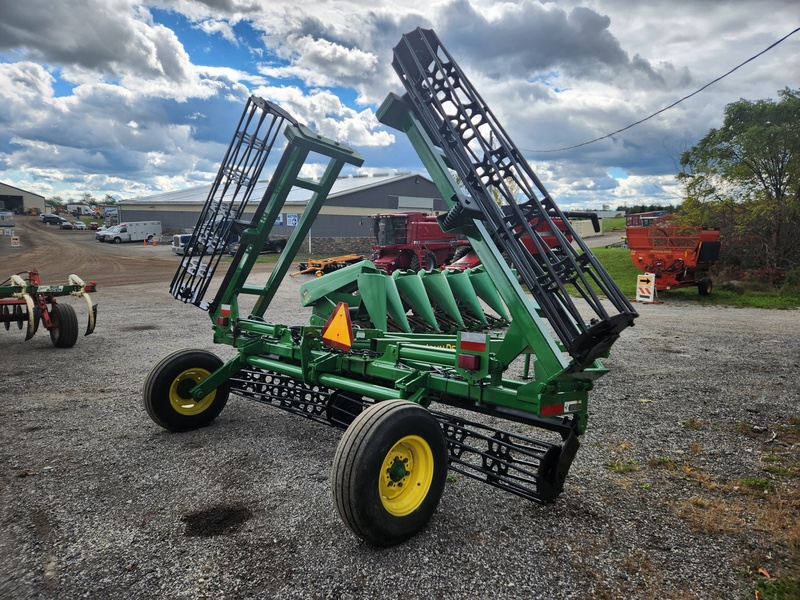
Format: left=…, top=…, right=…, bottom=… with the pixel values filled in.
left=104, top=221, right=162, bottom=244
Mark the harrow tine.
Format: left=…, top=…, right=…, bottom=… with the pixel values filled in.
left=20, top=294, right=36, bottom=340
left=84, top=297, right=97, bottom=336
left=441, top=269, right=488, bottom=326
left=68, top=274, right=97, bottom=336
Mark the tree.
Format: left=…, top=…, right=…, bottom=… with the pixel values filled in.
left=103, top=193, right=119, bottom=205
left=45, top=195, right=65, bottom=208
left=679, top=88, right=800, bottom=271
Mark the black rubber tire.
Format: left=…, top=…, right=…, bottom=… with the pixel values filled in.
left=332, top=399, right=448, bottom=546
left=49, top=303, right=79, bottom=348
left=698, top=277, right=713, bottom=296
left=409, top=254, right=420, bottom=272
left=113, top=237, right=121, bottom=244
left=142, top=349, right=229, bottom=432
left=423, top=251, right=436, bottom=273
left=451, top=245, right=472, bottom=261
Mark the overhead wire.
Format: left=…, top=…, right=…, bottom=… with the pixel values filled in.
left=521, top=25, right=800, bottom=154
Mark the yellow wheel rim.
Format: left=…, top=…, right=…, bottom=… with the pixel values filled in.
left=169, top=367, right=216, bottom=416
left=379, top=435, right=434, bottom=517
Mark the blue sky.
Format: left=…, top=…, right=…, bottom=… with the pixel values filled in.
left=0, top=0, right=798, bottom=210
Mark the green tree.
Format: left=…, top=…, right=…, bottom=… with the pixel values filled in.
left=45, top=195, right=65, bottom=208
left=679, top=88, right=800, bottom=270
left=103, top=193, right=119, bottom=205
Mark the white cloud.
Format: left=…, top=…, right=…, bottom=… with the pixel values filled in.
left=0, top=0, right=797, bottom=207
left=262, top=35, right=378, bottom=89
left=254, top=85, right=394, bottom=147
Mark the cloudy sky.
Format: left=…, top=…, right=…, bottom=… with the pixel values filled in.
left=0, top=0, right=798, bottom=209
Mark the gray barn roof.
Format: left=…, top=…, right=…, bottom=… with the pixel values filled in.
left=121, top=172, right=425, bottom=206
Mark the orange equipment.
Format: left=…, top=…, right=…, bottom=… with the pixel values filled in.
left=626, top=217, right=720, bottom=295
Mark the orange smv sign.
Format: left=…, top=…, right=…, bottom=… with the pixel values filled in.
left=321, top=302, right=354, bottom=351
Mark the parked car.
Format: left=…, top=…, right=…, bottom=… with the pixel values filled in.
left=73, top=221, right=88, bottom=230
left=95, top=226, right=116, bottom=242
left=40, top=214, right=67, bottom=225
left=60, top=221, right=73, bottom=230
left=87, top=223, right=100, bottom=230
left=227, top=237, right=288, bottom=255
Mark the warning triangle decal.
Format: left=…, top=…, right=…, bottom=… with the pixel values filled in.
left=321, top=302, right=354, bottom=351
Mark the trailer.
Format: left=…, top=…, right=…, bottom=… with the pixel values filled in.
left=0, top=270, right=97, bottom=347
left=626, top=214, right=721, bottom=294
left=292, top=254, right=366, bottom=277
left=143, top=29, right=637, bottom=546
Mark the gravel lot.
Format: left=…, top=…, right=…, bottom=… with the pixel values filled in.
left=1, top=217, right=798, bottom=599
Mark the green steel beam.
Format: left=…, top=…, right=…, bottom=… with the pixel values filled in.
left=377, top=93, right=569, bottom=379
left=210, top=123, right=363, bottom=327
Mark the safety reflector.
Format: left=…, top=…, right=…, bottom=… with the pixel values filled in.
left=322, top=302, right=354, bottom=351
left=457, top=353, right=480, bottom=371
left=216, top=304, right=231, bottom=326
left=540, top=404, right=564, bottom=417
left=459, top=331, right=487, bottom=352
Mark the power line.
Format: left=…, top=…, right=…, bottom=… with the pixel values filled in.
left=522, top=25, right=800, bottom=154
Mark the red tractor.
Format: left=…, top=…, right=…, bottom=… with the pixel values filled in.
left=370, top=212, right=467, bottom=273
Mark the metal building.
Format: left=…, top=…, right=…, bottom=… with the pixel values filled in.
left=0, top=182, right=46, bottom=214
left=118, top=173, right=445, bottom=239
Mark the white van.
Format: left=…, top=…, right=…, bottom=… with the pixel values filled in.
left=105, top=221, right=162, bottom=243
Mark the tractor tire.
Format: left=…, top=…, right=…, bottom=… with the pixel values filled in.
left=332, top=399, right=448, bottom=546
left=49, top=303, right=79, bottom=348
left=423, top=251, right=437, bottom=272
left=143, top=349, right=229, bottom=432
left=409, top=254, right=420, bottom=272
left=698, top=277, right=713, bottom=296
left=451, top=245, right=472, bottom=261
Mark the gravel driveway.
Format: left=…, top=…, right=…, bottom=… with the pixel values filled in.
left=1, top=219, right=798, bottom=599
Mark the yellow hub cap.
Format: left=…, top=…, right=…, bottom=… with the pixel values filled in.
left=169, top=367, right=216, bottom=416
left=379, top=435, right=434, bottom=516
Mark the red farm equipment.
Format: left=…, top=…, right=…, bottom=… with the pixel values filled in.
left=1, top=269, right=97, bottom=347
left=445, top=211, right=600, bottom=271
left=625, top=212, right=721, bottom=295
left=369, top=212, right=468, bottom=273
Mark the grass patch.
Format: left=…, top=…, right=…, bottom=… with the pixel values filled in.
left=754, top=577, right=800, bottom=600
left=604, top=460, right=639, bottom=473
left=682, top=418, right=705, bottom=430
left=738, top=477, right=771, bottom=492
left=602, top=216, right=626, bottom=232
left=589, top=247, right=800, bottom=308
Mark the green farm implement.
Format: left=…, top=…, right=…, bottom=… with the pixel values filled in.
left=0, top=269, right=97, bottom=348
left=143, top=29, right=638, bottom=546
